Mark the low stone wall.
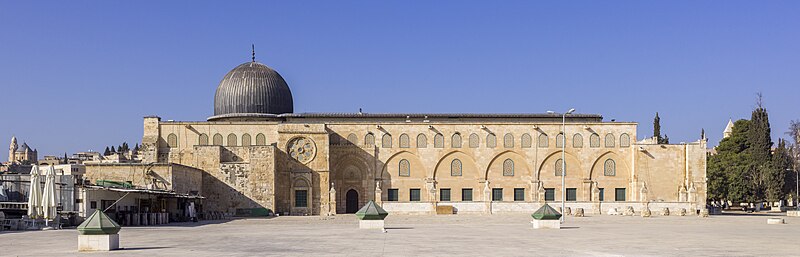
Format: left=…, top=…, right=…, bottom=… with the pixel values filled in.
left=382, top=203, right=434, bottom=214
left=381, top=202, right=696, bottom=215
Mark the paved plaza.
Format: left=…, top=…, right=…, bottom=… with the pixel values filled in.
left=2, top=213, right=799, bottom=256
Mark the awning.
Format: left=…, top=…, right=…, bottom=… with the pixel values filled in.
left=83, top=185, right=205, bottom=199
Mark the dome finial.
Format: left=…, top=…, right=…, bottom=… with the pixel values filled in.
left=251, top=44, right=256, bottom=62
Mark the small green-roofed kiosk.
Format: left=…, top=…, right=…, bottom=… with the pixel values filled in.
left=355, top=201, right=388, bottom=229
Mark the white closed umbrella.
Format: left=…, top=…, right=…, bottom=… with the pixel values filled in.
left=41, top=165, right=58, bottom=220
left=27, top=165, right=43, bottom=218
left=0, top=184, right=8, bottom=201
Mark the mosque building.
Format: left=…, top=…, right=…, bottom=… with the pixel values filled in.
left=135, top=54, right=708, bottom=216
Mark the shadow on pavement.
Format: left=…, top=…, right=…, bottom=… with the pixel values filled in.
left=120, top=247, right=171, bottom=251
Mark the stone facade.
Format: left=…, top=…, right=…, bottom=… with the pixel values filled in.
left=139, top=114, right=708, bottom=216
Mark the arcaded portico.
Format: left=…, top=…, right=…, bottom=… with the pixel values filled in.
left=138, top=57, right=707, bottom=216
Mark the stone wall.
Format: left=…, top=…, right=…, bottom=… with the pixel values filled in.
left=83, top=163, right=202, bottom=195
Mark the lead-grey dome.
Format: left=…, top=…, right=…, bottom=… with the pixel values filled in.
left=211, top=61, right=293, bottom=119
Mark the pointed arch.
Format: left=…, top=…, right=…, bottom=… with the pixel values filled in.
left=416, top=133, right=427, bottom=148
left=590, top=133, right=600, bottom=148
left=255, top=133, right=266, bottom=145
left=556, top=133, right=565, bottom=148
left=451, top=133, right=462, bottom=148
left=619, top=133, right=631, bottom=147
left=364, top=132, right=375, bottom=146
left=399, top=133, right=410, bottom=148
left=538, top=133, right=549, bottom=148
left=212, top=134, right=223, bottom=146
left=605, top=133, right=615, bottom=148
left=468, top=133, right=479, bottom=148
left=241, top=133, right=251, bottom=146
left=382, top=134, right=392, bottom=148
left=167, top=133, right=178, bottom=148
left=227, top=133, right=237, bottom=146
left=572, top=133, right=583, bottom=148
left=347, top=133, right=358, bottom=145
left=486, top=133, right=497, bottom=148
left=521, top=133, right=532, bottom=148
left=198, top=133, right=209, bottom=146
left=434, top=133, right=444, bottom=148
left=503, top=133, right=514, bottom=148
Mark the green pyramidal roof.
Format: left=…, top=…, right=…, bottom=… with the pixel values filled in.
left=77, top=210, right=121, bottom=235
left=355, top=200, right=388, bottom=220
left=532, top=203, right=563, bottom=220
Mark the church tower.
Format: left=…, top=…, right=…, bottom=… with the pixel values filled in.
left=9, top=136, right=17, bottom=163
left=723, top=119, right=734, bottom=139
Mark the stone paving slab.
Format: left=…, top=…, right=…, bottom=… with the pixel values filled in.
left=1, top=214, right=798, bottom=256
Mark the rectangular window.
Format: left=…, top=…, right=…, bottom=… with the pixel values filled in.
left=440, top=188, right=451, bottom=202
left=410, top=188, right=421, bottom=202
left=545, top=188, right=555, bottom=201
left=90, top=201, right=97, bottom=209
left=492, top=188, right=503, bottom=201
left=599, top=188, right=605, bottom=202
left=615, top=188, right=626, bottom=202
left=566, top=188, right=577, bottom=201
left=388, top=189, right=399, bottom=201
left=295, top=190, right=308, bottom=207
left=514, top=188, right=525, bottom=201
left=462, top=188, right=473, bottom=201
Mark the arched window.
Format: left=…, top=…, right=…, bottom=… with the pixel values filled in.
left=434, top=133, right=444, bottom=148
left=504, top=133, right=514, bottom=148
left=347, top=133, right=358, bottom=145
left=227, top=133, right=238, bottom=146
left=241, top=134, right=251, bottom=146
left=604, top=159, right=616, bottom=176
left=451, top=133, right=462, bottom=148
left=555, top=159, right=565, bottom=176
left=503, top=159, right=514, bottom=176
left=399, top=159, right=410, bottom=177
left=538, top=134, right=549, bottom=148
left=486, top=133, right=497, bottom=148
left=213, top=134, right=223, bottom=146
left=364, top=133, right=375, bottom=146
left=556, top=133, right=565, bottom=148
left=554, top=159, right=567, bottom=177
left=399, top=134, right=410, bottom=148
left=382, top=134, right=392, bottom=148
left=167, top=133, right=178, bottom=148
left=198, top=133, right=209, bottom=146
left=605, top=133, right=615, bottom=148
left=573, top=134, right=583, bottom=148
left=619, top=133, right=631, bottom=147
left=451, top=159, right=462, bottom=176
left=416, top=134, right=427, bottom=148
left=255, top=133, right=266, bottom=145
left=590, top=133, right=600, bottom=148
left=469, top=133, right=479, bottom=148
left=521, top=133, right=532, bottom=148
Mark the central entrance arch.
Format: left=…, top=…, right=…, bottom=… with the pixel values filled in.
left=346, top=189, right=359, bottom=213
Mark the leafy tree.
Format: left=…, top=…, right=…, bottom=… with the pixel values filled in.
left=767, top=139, right=792, bottom=202
left=134, top=143, right=140, bottom=153
left=708, top=119, right=752, bottom=202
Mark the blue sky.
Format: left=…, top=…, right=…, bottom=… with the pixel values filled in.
left=1, top=1, right=799, bottom=160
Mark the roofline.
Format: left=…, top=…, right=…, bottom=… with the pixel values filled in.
left=207, top=112, right=604, bottom=121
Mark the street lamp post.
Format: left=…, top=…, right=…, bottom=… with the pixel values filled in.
left=549, top=108, right=575, bottom=223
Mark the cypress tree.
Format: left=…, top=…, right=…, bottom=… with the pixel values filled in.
left=653, top=112, right=661, bottom=141
left=747, top=96, right=773, bottom=202
left=104, top=147, right=111, bottom=156
left=111, top=146, right=116, bottom=153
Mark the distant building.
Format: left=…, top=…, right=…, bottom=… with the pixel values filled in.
left=7, top=136, right=37, bottom=165
left=723, top=119, right=734, bottom=139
